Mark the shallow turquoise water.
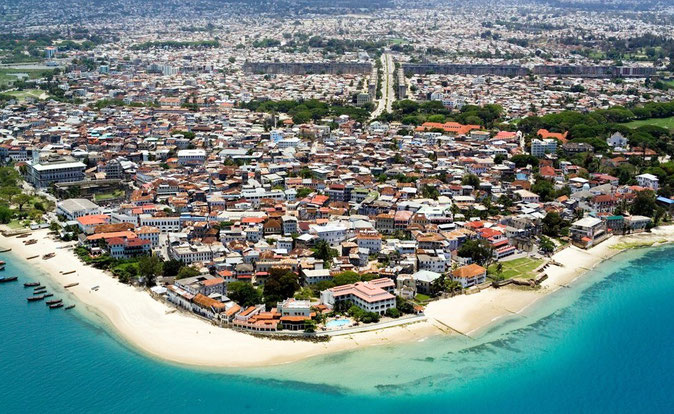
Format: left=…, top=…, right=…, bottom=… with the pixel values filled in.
left=1, top=245, right=673, bottom=413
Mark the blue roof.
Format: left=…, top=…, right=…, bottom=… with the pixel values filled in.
left=656, top=196, right=674, bottom=205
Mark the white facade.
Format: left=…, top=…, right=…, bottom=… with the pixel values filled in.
left=531, top=139, right=557, bottom=158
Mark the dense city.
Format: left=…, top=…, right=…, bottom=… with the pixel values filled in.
left=1, top=0, right=674, bottom=336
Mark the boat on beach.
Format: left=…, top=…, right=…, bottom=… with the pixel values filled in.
left=24, top=239, right=37, bottom=245
left=27, top=295, right=45, bottom=302
left=62, top=270, right=76, bottom=275
left=64, top=282, right=79, bottom=288
left=16, top=233, right=29, bottom=239
left=0, top=276, right=18, bottom=283
left=26, top=255, right=39, bottom=260
left=42, top=253, right=55, bottom=260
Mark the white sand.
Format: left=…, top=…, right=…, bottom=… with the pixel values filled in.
left=2, top=226, right=672, bottom=367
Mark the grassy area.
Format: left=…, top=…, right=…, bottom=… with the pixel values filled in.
left=5, top=89, right=47, bottom=101
left=621, top=116, right=674, bottom=131
left=0, top=68, right=51, bottom=89
left=414, top=293, right=431, bottom=302
left=388, top=38, right=407, bottom=45
left=488, top=257, right=545, bottom=280
left=94, top=190, right=125, bottom=202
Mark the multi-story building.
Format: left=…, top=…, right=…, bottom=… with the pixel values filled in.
left=177, top=149, right=206, bottom=166
left=26, top=156, right=86, bottom=188
left=108, top=237, right=152, bottom=259
left=450, top=264, right=487, bottom=288
left=636, top=174, right=659, bottom=191
left=531, top=139, right=557, bottom=158
left=320, top=278, right=396, bottom=315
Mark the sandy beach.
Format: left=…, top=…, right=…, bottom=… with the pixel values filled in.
left=1, top=226, right=673, bottom=368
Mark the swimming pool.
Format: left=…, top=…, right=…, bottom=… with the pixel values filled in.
left=325, top=318, right=350, bottom=328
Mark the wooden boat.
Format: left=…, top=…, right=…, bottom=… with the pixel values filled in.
left=65, top=304, right=75, bottom=310
left=34, top=286, right=47, bottom=292
left=49, top=303, right=64, bottom=309
left=43, top=293, right=54, bottom=298
left=16, top=233, right=29, bottom=239
left=27, top=295, right=45, bottom=302
left=24, top=239, right=37, bottom=245
left=62, top=270, right=76, bottom=275
left=26, top=255, right=39, bottom=260
left=0, top=276, right=18, bottom=283
left=46, top=299, right=62, bottom=305
left=0, top=264, right=5, bottom=271
left=63, top=282, right=79, bottom=288
left=0, top=260, right=5, bottom=265
left=0, top=248, right=11, bottom=253
left=24, top=282, right=40, bottom=287
left=42, top=253, right=55, bottom=260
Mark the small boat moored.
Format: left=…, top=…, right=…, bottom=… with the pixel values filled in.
left=27, top=295, right=45, bottom=302
left=46, top=299, right=62, bottom=305
left=65, top=304, right=76, bottom=310
left=0, top=276, right=18, bottom=283
left=64, top=282, right=79, bottom=289
left=24, top=282, right=40, bottom=288
left=49, top=303, right=64, bottom=309
left=42, top=253, right=55, bottom=260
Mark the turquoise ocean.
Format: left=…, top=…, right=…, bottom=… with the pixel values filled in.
left=1, top=245, right=673, bottom=413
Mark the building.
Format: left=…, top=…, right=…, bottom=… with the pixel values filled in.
left=277, top=298, right=313, bottom=331
left=451, top=263, right=487, bottom=288
left=606, top=132, right=628, bottom=148
left=177, top=149, right=206, bottom=166
left=56, top=198, right=102, bottom=221
left=107, top=237, right=151, bottom=259
left=356, top=232, right=382, bottom=254
left=570, top=216, right=608, bottom=247
left=136, top=226, right=161, bottom=247
left=302, top=268, right=332, bottom=284
left=26, top=156, right=86, bottom=188
left=636, top=174, right=659, bottom=191
left=320, top=278, right=396, bottom=315
left=412, top=269, right=443, bottom=294
left=169, top=244, right=215, bottom=264
left=139, top=215, right=181, bottom=232
left=174, top=275, right=226, bottom=297
left=531, top=139, right=557, bottom=158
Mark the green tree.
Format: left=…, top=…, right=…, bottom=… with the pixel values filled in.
left=333, top=271, right=360, bottom=286
left=13, top=193, right=31, bottom=211
left=138, top=255, right=163, bottom=287
left=457, top=239, right=494, bottom=266
left=461, top=174, right=481, bottom=188
left=228, top=281, right=262, bottom=307
left=263, top=267, right=300, bottom=306
left=177, top=265, right=200, bottom=279
left=630, top=190, right=657, bottom=217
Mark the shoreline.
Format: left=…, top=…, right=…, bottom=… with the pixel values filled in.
left=2, top=226, right=673, bottom=368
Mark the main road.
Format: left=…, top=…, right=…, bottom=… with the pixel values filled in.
left=371, top=51, right=395, bottom=120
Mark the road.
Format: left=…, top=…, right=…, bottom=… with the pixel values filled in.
left=371, top=51, right=395, bottom=119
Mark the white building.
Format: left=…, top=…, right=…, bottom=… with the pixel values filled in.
left=606, top=132, right=628, bottom=148
left=531, top=139, right=557, bottom=158
left=139, top=215, right=181, bottom=232
left=177, top=149, right=206, bottom=166
left=636, top=173, right=659, bottom=191
left=56, top=199, right=101, bottom=221
left=309, top=223, right=347, bottom=246
left=27, top=157, right=86, bottom=188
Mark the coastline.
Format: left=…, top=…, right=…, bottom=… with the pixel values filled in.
left=2, top=226, right=673, bottom=368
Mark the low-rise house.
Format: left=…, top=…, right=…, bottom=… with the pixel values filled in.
left=451, top=263, right=487, bottom=288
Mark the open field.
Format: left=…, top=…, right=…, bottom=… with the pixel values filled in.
left=488, top=257, right=545, bottom=280
left=0, top=68, right=51, bottom=89
left=4, top=89, right=48, bottom=101
left=621, top=116, right=674, bottom=131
